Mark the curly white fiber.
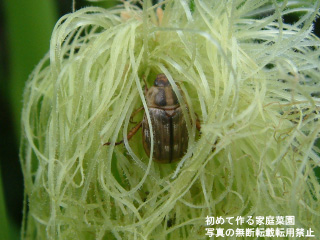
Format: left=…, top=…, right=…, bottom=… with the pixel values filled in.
left=21, top=0, right=320, bottom=239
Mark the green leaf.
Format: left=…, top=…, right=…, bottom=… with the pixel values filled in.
left=4, top=0, right=58, bottom=142
left=0, top=167, right=10, bottom=240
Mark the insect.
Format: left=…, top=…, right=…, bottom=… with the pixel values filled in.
left=104, top=73, right=200, bottom=163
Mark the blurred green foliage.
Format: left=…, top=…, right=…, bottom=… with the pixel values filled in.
left=2, top=1, right=57, bottom=239
left=0, top=0, right=58, bottom=239
left=4, top=0, right=58, bottom=140
left=0, top=169, right=10, bottom=240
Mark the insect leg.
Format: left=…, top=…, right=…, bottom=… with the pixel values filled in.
left=104, top=121, right=142, bottom=146
left=195, top=113, right=201, bottom=131
left=130, top=107, right=144, bottom=124
left=142, top=75, right=148, bottom=95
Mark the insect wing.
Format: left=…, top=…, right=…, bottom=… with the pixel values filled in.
left=142, top=107, right=188, bottom=163
left=171, top=108, right=188, bottom=161
left=143, top=108, right=171, bottom=162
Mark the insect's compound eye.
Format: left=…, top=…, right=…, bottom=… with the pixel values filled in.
left=154, top=73, right=171, bottom=87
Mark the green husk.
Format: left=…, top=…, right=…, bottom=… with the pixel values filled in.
left=21, top=0, right=320, bottom=239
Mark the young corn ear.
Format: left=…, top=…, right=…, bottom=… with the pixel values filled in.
left=21, top=1, right=320, bottom=239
